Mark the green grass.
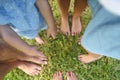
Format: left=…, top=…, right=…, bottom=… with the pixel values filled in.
left=4, top=0, right=120, bottom=80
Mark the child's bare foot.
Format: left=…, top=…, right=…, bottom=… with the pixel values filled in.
left=78, top=53, right=103, bottom=64
left=18, top=61, right=41, bottom=76
left=66, top=71, right=78, bottom=80
left=35, top=35, right=45, bottom=44
left=60, top=18, right=70, bottom=36
left=53, top=71, right=63, bottom=80
left=47, top=26, right=57, bottom=39
left=71, top=17, right=82, bottom=36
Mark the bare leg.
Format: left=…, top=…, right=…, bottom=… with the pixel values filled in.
left=66, top=71, right=78, bottom=80
left=35, top=34, right=45, bottom=44
left=72, top=0, right=87, bottom=36
left=57, top=0, right=70, bottom=36
left=36, top=0, right=57, bottom=39
left=0, top=40, right=47, bottom=64
left=0, top=25, right=46, bottom=57
left=0, top=61, right=20, bottom=80
left=0, top=40, right=47, bottom=65
left=53, top=71, right=63, bottom=80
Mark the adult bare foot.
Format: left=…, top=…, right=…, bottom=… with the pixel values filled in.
left=53, top=71, right=63, bottom=80
left=0, top=61, right=20, bottom=80
left=35, top=35, right=45, bottom=44
left=60, top=18, right=70, bottom=36
left=71, top=17, right=82, bottom=36
left=77, top=36, right=102, bottom=64
left=18, top=61, right=41, bottom=76
left=78, top=53, right=103, bottom=64
left=66, top=71, right=78, bottom=80
left=21, top=55, right=48, bottom=65
left=17, top=47, right=47, bottom=65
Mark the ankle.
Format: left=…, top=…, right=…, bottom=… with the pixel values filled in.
left=72, top=16, right=80, bottom=21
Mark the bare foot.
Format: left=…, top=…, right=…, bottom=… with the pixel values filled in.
left=60, top=18, right=70, bottom=36
left=71, top=17, right=82, bottom=36
left=17, top=47, right=47, bottom=65
left=0, top=61, right=20, bottom=80
left=18, top=61, right=41, bottom=76
left=21, top=55, right=48, bottom=65
left=53, top=71, right=63, bottom=80
left=77, top=36, right=102, bottom=64
left=66, top=72, right=78, bottom=80
left=78, top=53, right=103, bottom=64
left=35, top=35, right=45, bottom=44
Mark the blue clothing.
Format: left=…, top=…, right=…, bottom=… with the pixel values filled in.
left=81, top=0, right=120, bottom=60
left=0, top=0, right=47, bottom=39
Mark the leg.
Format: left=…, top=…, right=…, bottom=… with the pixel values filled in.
left=36, top=0, right=57, bottom=39
left=66, top=71, right=78, bottom=80
left=57, top=0, right=70, bottom=35
left=0, top=25, right=46, bottom=57
left=53, top=71, right=63, bottom=80
left=0, top=61, right=19, bottom=80
left=72, top=0, right=87, bottom=36
left=0, top=40, right=47, bottom=65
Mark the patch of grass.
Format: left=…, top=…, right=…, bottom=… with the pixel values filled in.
left=4, top=0, right=120, bottom=80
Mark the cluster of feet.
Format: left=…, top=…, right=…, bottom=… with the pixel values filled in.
left=53, top=71, right=78, bottom=80
left=0, top=34, right=102, bottom=80
left=0, top=37, right=102, bottom=80
left=32, top=36, right=102, bottom=79
left=1, top=62, right=77, bottom=80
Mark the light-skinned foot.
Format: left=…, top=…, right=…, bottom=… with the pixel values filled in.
left=60, top=18, right=70, bottom=36
left=78, top=53, right=103, bottom=64
left=77, top=36, right=102, bottom=64
left=35, top=35, right=45, bottom=44
left=18, top=61, right=41, bottom=76
left=53, top=71, right=63, bottom=80
left=47, top=25, right=57, bottom=39
left=71, top=17, right=82, bottom=36
left=66, top=71, right=78, bottom=80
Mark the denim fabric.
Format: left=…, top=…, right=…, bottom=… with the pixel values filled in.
left=0, top=0, right=47, bottom=39
left=81, top=0, right=120, bottom=60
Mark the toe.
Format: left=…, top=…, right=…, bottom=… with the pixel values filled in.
left=35, top=66, right=41, bottom=71
left=66, top=32, right=70, bottom=36
left=66, top=71, right=71, bottom=80
left=53, top=72, right=56, bottom=79
left=72, top=32, right=75, bottom=36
